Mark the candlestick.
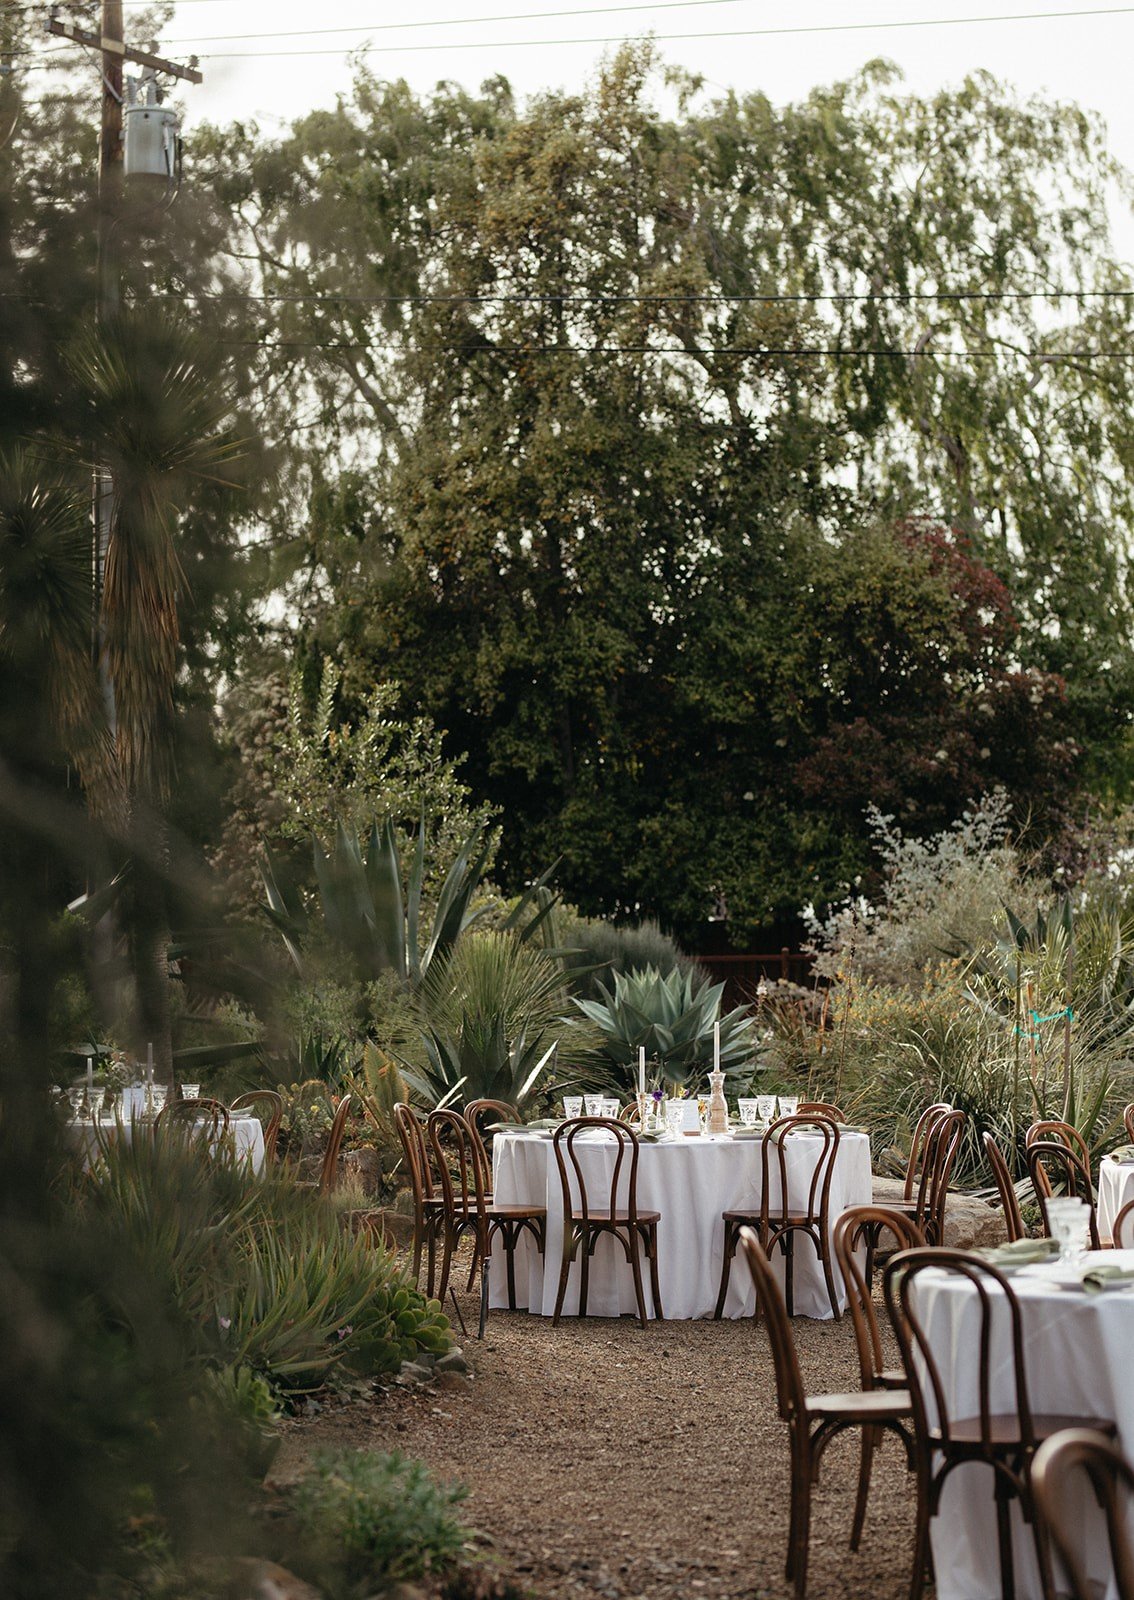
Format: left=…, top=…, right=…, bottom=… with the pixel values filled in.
left=713, top=1020, right=721, bottom=1072
left=638, top=1046, right=646, bottom=1095
left=146, top=1043, right=154, bottom=1084
left=86, top=1061, right=94, bottom=1094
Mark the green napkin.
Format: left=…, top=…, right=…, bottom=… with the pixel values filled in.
left=487, top=1118, right=562, bottom=1134
left=1109, top=1145, right=1134, bottom=1164
left=975, top=1237, right=1060, bottom=1267
left=1081, top=1263, right=1134, bottom=1293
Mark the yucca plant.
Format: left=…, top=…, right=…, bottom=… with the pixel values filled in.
left=573, top=965, right=757, bottom=1090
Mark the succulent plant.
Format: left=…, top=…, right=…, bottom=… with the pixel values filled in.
left=573, top=964, right=758, bottom=1089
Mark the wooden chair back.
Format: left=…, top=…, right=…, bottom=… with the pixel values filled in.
left=982, top=1130, right=1026, bottom=1243
left=230, top=1089, right=283, bottom=1163
left=760, top=1113, right=840, bottom=1232
left=883, top=1247, right=1040, bottom=1454
left=903, top=1103, right=953, bottom=1201
left=1026, top=1142, right=1101, bottom=1250
left=427, top=1108, right=489, bottom=1223
left=738, top=1225, right=807, bottom=1424
left=1113, top=1199, right=1134, bottom=1250
left=1033, top=1429, right=1134, bottom=1600
left=465, top=1098, right=516, bottom=1190
left=833, top=1205, right=924, bottom=1391
left=1026, top=1120, right=1092, bottom=1193
left=393, top=1103, right=433, bottom=1206
left=799, top=1100, right=846, bottom=1122
left=316, top=1092, right=353, bottom=1195
left=157, top=1097, right=230, bottom=1138
left=907, top=1109, right=965, bottom=1244
left=1125, top=1104, right=1134, bottom=1146
left=552, top=1116, right=642, bottom=1228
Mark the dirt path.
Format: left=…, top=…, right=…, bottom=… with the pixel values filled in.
left=272, top=1303, right=920, bottom=1600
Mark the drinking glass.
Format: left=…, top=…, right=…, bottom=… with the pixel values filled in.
left=697, top=1094, right=711, bottom=1133
left=602, top=1098, right=621, bottom=1118
left=635, top=1090, right=651, bottom=1129
left=778, top=1095, right=799, bottom=1118
left=563, top=1096, right=584, bottom=1120
left=67, top=1085, right=86, bottom=1119
left=738, top=1098, right=759, bottom=1127
left=756, top=1095, right=778, bottom=1124
left=1047, top=1197, right=1091, bottom=1265
left=181, top=1083, right=201, bottom=1100
left=666, top=1100, right=685, bottom=1138
left=583, top=1093, right=604, bottom=1118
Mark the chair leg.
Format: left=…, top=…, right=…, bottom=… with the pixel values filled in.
left=478, top=1253, right=490, bottom=1340
left=850, top=1425, right=877, bottom=1551
left=579, top=1228, right=591, bottom=1318
left=552, top=1229, right=574, bottom=1325
left=647, top=1226, right=664, bottom=1321
left=629, top=1234, right=649, bottom=1329
left=786, top=1433, right=812, bottom=1600
left=426, top=1222, right=437, bottom=1300
left=907, top=1470, right=932, bottom=1600
left=437, top=1222, right=455, bottom=1305
left=505, top=1225, right=518, bottom=1309
left=784, top=1232, right=795, bottom=1319
left=821, top=1236, right=842, bottom=1321
left=714, top=1221, right=735, bottom=1318
left=994, top=1474, right=1016, bottom=1600
left=411, top=1209, right=423, bottom=1285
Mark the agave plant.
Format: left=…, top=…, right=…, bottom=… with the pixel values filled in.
left=398, top=931, right=574, bottom=1108
left=261, top=816, right=555, bottom=991
left=573, top=965, right=757, bottom=1090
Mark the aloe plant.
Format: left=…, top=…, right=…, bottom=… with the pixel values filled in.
left=573, top=965, right=758, bottom=1089
left=261, top=816, right=556, bottom=991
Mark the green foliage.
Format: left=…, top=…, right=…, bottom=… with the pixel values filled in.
left=553, top=908, right=697, bottom=999
left=573, top=965, right=757, bottom=1089
left=291, top=1450, right=469, bottom=1599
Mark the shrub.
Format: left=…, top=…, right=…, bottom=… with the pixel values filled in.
left=291, top=1450, right=469, bottom=1598
left=573, top=964, right=758, bottom=1090
left=552, top=909, right=699, bottom=999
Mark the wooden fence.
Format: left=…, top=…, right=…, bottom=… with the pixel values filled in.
left=698, top=950, right=816, bottom=1010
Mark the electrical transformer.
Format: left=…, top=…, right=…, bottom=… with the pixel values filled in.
left=124, top=99, right=179, bottom=184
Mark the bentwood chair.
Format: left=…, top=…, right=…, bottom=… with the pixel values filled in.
left=1113, top=1199, right=1134, bottom=1249
left=716, top=1114, right=843, bottom=1320
left=799, top=1100, right=847, bottom=1123
left=1026, top=1142, right=1103, bottom=1251
left=883, top=1247, right=1117, bottom=1600
left=464, top=1098, right=515, bottom=1193
left=833, top=1206, right=925, bottom=1550
left=306, top=1092, right=353, bottom=1197
left=230, top=1089, right=284, bottom=1164
left=740, top=1228, right=914, bottom=1600
left=427, top=1108, right=546, bottom=1338
left=1125, top=1104, right=1134, bottom=1146
left=983, top=1131, right=1027, bottom=1243
left=393, top=1103, right=444, bottom=1294
left=1026, top=1120, right=1094, bottom=1195
left=551, top=1116, right=662, bottom=1328
left=1033, top=1429, right=1134, bottom=1600
left=157, top=1097, right=230, bottom=1138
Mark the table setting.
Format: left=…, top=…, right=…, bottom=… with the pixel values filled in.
left=1098, top=1145, right=1134, bottom=1244
left=905, top=1201, right=1134, bottom=1600
left=489, top=1088, right=872, bottom=1319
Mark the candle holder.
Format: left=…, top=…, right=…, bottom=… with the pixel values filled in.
left=707, top=1068, right=729, bottom=1136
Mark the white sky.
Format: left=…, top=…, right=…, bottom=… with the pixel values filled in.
left=152, top=0, right=1134, bottom=255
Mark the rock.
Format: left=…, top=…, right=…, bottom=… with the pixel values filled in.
left=435, top=1348, right=469, bottom=1375
left=340, top=1146, right=380, bottom=1193
left=228, top=1558, right=324, bottom=1600
left=398, top=1359, right=435, bottom=1383
left=367, top=1208, right=416, bottom=1250
left=871, top=1176, right=1007, bottom=1249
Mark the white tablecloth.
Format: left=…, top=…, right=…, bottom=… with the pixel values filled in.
left=65, top=1112, right=266, bottom=1174
left=490, top=1128, right=872, bottom=1320
left=1098, top=1155, right=1134, bottom=1244
left=909, top=1251, right=1134, bottom=1599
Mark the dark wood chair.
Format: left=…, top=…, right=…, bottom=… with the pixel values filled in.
left=1026, top=1120, right=1093, bottom=1196
left=833, top=1205, right=925, bottom=1550
left=1026, top=1141, right=1102, bottom=1250
left=156, top=1097, right=230, bottom=1138
left=464, top=1097, right=516, bottom=1194
left=551, top=1116, right=661, bottom=1328
left=1125, top=1103, right=1134, bottom=1146
left=1113, top=1198, right=1134, bottom=1249
left=230, top=1089, right=283, bottom=1164
left=883, top=1246, right=1118, bottom=1600
left=903, top=1102, right=954, bottom=1200
left=307, top=1092, right=353, bottom=1196
left=715, top=1113, right=842, bottom=1319
left=983, top=1130, right=1026, bottom=1243
left=1033, top=1428, right=1134, bottom=1600
left=799, top=1100, right=846, bottom=1122
left=427, top=1108, right=546, bottom=1337
left=739, top=1226, right=914, bottom=1600
left=393, top=1102, right=444, bottom=1294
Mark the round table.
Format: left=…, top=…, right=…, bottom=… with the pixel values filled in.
left=65, top=1110, right=266, bottom=1174
left=909, top=1250, right=1134, bottom=1600
left=1098, top=1154, right=1134, bottom=1244
left=490, top=1128, right=872, bottom=1320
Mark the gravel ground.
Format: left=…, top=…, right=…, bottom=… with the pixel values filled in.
left=273, top=1284, right=923, bottom=1600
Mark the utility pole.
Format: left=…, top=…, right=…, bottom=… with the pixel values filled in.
left=46, top=7, right=201, bottom=717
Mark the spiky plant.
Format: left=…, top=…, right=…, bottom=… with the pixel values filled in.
left=573, top=964, right=757, bottom=1090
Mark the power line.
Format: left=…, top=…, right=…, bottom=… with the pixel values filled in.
left=178, top=2, right=1134, bottom=53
